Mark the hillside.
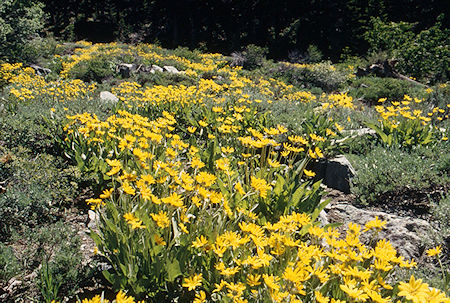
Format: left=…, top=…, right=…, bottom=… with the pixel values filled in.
left=0, top=42, right=449, bottom=302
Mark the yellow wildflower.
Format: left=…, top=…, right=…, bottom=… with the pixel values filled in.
left=123, top=213, right=145, bottom=229
left=161, top=192, right=184, bottom=207
left=250, top=176, right=272, bottom=198
left=192, top=235, right=209, bottom=249
left=303, top=169, right=316, bottom=177
left=398, top=275, right=429, bottom=303
left=426, top=245, right=442, bottom=257
left=150, top=211, right=170, bottom=228
left=182, top=273, right=203, bottom=291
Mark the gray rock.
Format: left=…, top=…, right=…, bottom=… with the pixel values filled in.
left=117, top=63, right=136, bottom=78
left=152, top=64, right=163, bottom=73
left=5, top=278, right=22, bottom=293
left=317, top=209, right=329, bottom=226
left=88, top=210, right=99, bottom=229
left=163, top=65, right=180, bottom=74
left=347, top=128, right=376, bottom=137
left=325, top=155, right=356, bottom=194
left=324, top=202, right=431, bottom=259
left=100, top=91, right=119, bottom=103
left=335, top=128, right=376, bottom=144
left=314, top=155, right=356, bottom=194
left=30, top=64, right=51, bottom=76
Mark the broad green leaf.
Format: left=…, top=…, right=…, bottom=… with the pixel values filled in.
left=165, top=258, right=182, bottom=282
left=273, top=175, right=285, bottom=196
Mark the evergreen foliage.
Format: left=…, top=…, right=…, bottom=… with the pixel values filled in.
left=0, top=0, right=46, bottom=61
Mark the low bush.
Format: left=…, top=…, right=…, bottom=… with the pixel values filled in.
left=364, top=16, right=449, bottom=83
left=268, top=61, right=350, bottom=92
left=171, top=46, right=202, bottom=63
left=231, top=44, right=269, bottom=70
left=0, top=146, right=84, bottom=241
left=0, top=103, right=55, bottom=154
left=68, top=55, right=115, bottom=82
left=0, top=222, right=93, bottom=302
left=349, top=76, right=425, bottom=104
left=348, top=143, right=450, bottom=206
left=134, top=70, right=197, bottom=87
left=0, top=182, right=56, bottom=241
left=428, top=193, right=450, bottom=251
left=0, top=243, right=21, bottom=282
left=426, top=83, right=450, bottom=109
left=20, top=36, right=60, bottom=64
left=31, top=222, right=89, bottom=302
left=288, top=45, right=323, bottom=64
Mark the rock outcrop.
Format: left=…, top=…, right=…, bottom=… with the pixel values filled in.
left=99, top=91, right=119, bottom=103
left=313, top=155, right=356, bottom=194
left=324, top=201, right=432, bottom=259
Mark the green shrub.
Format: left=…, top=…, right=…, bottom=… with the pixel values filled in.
left=269, top=62, right=349, bottom=92
left=398, top=19, right=449, bottom=83
left=338, top=131, right=378, bottom=156
left=305, top=45, right=323, bottom=63
left=2, top=222, right=94, bottom=301
left=0, top=102, right=55, bottom=153
left=134, top=70, right=196, bottom=87
left=399, top=187, right=450, bottom=293
left=428, top=193, right=450, bottom=248
left=0, top=243, right=21, bottom=282
left=426, top=83, right=450, bottom=109
left=68, top=55, right=115, bottom=82
left=348, top=143, right=450, bottom=206
left=289, top=45, right=324, bottom=64
left=172, top=46, right=202, bottom=62
left=32, top=222, right=88, bottom=300
left=364, top=18, right=415, bottom=54
left=0, top=182, right=55, bottom=241
left=244, top=44, right=269, bottom=70
left=364, top=16, right=449, bottom=83
left=233, top=44, right=269, bottom=70
left=20, top=36, right=59, bottom=64
left=349, top=76, right=424, bottom=104
left=0, top=93, right=116, bottom=156
left=0, top=147, right=84, bottom=241
left=0, top=0, right=46, bottom=62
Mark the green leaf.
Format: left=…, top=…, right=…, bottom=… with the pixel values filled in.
left=324, top=222, right=343, bottom=229
left=103, top=216, right=118, bottom=234
left=165, top=258, right=182, bottom=282
left=311, top=198, right=331, bottom=223
left=290, top=184, right=306, bottom=208
left=102, top=270, right=115, bottom=284
left=217, top=178, right=228, bottom=196
left=273, top=175, right=285, bottom=195
left=89, top=231, right=103, bottom=246
left=366, top=122, right=388, bottom=143
left=387, top=134, right=393, bottom=146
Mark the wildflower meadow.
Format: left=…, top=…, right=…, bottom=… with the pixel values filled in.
left=0, top=41, right=448, bottom=303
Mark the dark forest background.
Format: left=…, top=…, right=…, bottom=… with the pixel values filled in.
left=41, top=0, right=448, bottom=60
left=1, top=0, right=448, bottom=82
